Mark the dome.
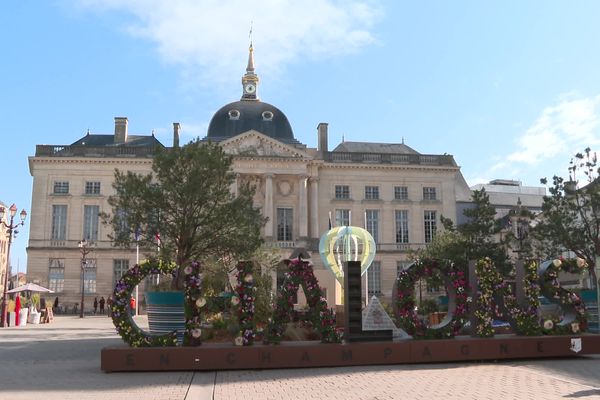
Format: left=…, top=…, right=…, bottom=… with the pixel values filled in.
left=206, top=100, right=299, bottom=144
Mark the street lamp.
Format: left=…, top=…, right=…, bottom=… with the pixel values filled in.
left=78, top=239, right=92, bottom=318
left=1, top=204, right=27, bottom=328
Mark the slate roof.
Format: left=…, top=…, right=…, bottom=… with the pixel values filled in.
left=332, top=141, right=420, bottom=154
left=70, top=133, right=164, bottom=147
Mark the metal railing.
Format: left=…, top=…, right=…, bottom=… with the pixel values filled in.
left=35, top=145, right=158, bottom=158
left=324, top=152, right=456, bottom=166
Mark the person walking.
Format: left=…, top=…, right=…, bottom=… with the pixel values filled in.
left=106, top=296, right=113, bottom=317
left=53, top=297, right=59, bottom=314
left=99, top=296, right=105, bottom=314
left=93, top=297, right=98, bottom=314
left=129, top=296, right=136, bottom=316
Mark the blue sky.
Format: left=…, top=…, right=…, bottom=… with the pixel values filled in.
left=2, top=0, right=600, bottom=272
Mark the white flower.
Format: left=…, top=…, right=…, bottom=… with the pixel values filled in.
left=571, top=322, right=580, bottom=333
left=576, top=258, right=586, bottom=268
left=195, top=297, right=206, bottom=308
left=191, top=328, right=202, bottom=338
left=244, top=274, right=253, bottom=283
left=184, top=266, right=193, bottom=275
left=231, top=296, right=240, bottom=306
left=466, top=297, right=473, bottom=303
left=234, top=336, right=244, bottom=346
left=543, top=320, right=554, bottom=330
left=553, top=259, right=562, bottom=268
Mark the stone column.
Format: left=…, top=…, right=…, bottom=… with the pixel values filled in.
left=264, top=174, right=274, bottom=239
left=298, top=175, right=308, bottom=239
left=309, top=177, right=319, bottom=238
left=231, top=173, right=240, bottom=197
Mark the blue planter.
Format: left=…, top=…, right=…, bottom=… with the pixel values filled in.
left=145, top=291, right=185, bottom=342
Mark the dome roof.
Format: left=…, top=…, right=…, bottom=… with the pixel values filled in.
left=206, top=99, right=298, bottom=144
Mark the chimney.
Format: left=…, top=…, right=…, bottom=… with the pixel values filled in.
left=173, top=122, right=181, bottom=148
left=317, top=123, right=328, bottom=156
left=114, top=117, right=128, bottom=144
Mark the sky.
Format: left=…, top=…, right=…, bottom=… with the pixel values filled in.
left=2, top=0, right=600, bottom=273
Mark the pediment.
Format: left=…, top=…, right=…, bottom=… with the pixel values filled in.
left=220, top=130, right=310, bottom=159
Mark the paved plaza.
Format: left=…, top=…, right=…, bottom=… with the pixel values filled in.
left=1, top=316, right=600, bottom=399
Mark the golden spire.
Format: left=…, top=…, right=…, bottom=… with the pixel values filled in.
left=241, top=23, right=259, bottom=100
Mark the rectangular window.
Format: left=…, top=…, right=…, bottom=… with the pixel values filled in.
left=424, top=210, right=437, bottom=243
left=394, top=186, right=408, bottom=200
left=85, top=181, right=101, bottom=195
left=395, top=210, right=409, bottom=243
left=115, top=208, right=129, bottom=240
left=367, top=261, right=381, bottom=295
left=396, top=261, right=412, bottom=277
left=51, top=205, right=67, bottom=240
left=48, top=259, right=65, bottom=292
left=423, top=187, right=437, bottom=201
left=335, top=209, right=350, bottom=227
left=277, top=207, right=293, bottom=241
left=365, top=209, right=379, bottom=243
left=53, top=181, right=69, bottom=194
left=113, top=259, right=130, bottom=283
left=83, top=205, right=100, bottom=241
left=83, top=259, right=97, bottom=294
left=365, top=186, right=379, bottom=200
left=334, top=185, right=350, bottom=200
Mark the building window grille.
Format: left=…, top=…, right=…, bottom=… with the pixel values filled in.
left=51, top=205, right=67, bottom=240
left=366, top=209, right=379, bottom=243
left=83, top=259, right=97, bottom=294
left=367, top=261, right=381, bottom=295
left=335, top=209, right=350, bottom=227
left=277, top=207, right=293, bottom=241
left=83, top=205, right=100, bottom=241
left=424, top=210, right=437, bottom=243
left=395, top=210, right=409, bottom=243
left=423, top=187, right=437, bottom=201
left=113, top=259, right=129, bottom=284
left=334, top=185, right=350, bottom=200
left=85, top=181, right=101, bottom=195
left=394, top=186, right=408, bottom=200
left=365, top=186, right=379, bottom=200
left=53, top=181, right=69, bottom=194
left=48, top=259, right=65, bottom=292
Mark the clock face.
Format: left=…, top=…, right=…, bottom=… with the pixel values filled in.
left=245, top=83, right=256, bottom=94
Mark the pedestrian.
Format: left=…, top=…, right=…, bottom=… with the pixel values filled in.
left=93, top=297, right=98, bottom=314
left=99, top=296, right=105, bottom=314
left=53, top=297, right=59, bottom=314
left=129, top=296, right=136, bottom=316
left=106, top=296, right=113, bottom=317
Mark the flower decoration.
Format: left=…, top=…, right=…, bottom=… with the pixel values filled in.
left=182, top=261, right=203, bottom=346
left=195, top=297, right=207, bottom=308
left=111, top=259, right=178, bottom=347
left=233, top=261, right=256, bottom=346
left=394, top=258, right=468, bottom=339
left=264, top=258, right=341, bottom=344
left=553, top=259, right=562, bottom=268
left=543, top=319, right=554, bottom=331
left=538, top=258, right=587, bottom=335
left=504, top=260, right=541, bottom=336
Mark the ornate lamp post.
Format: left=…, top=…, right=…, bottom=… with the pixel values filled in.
left=1, top=204, right=27, bottom=327
left=78, top=239, right=92, bottom=318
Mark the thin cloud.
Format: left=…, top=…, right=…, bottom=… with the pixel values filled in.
left=72, top=0, right=382, bottom=84
left=507, top=95, right=600, bottom=165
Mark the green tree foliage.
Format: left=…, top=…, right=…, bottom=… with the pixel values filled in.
left=103, top=139, right=266, bottom=289
left=422, top=188, right=509, bottom=272
left=533, top=147, right=600, bottom=281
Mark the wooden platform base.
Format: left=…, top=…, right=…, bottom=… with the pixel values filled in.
left=101, top=335, right=600, bottom=372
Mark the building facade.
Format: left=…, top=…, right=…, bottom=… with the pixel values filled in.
left=27, top=46, right=472, bottom=310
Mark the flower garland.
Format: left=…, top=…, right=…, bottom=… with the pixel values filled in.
left=264, top=258, right=341, bottom=344
left=232, top=261, right=256, bottom=346
left=111, top=260, right=178, bottom=347
left=539, top=257, right=587, bottom=335
left=183, top=261, right=204, bottom=346
left=395, top=259, right=469, bottom=339
left=505, top=260, right=541, bottom=336
left=473, top=258, right=498, bottom=337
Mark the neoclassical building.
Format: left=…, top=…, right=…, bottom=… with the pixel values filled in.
left=27, top=46, right=472, bottom=311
